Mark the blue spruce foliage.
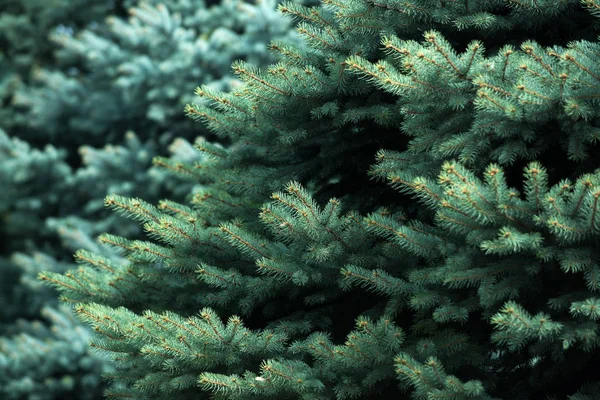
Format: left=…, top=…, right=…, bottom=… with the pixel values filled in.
left=44, top=0, right=600, bottom=398
left=1, top=0, right=308, bottom=397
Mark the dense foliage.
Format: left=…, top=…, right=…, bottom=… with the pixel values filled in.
left=0, top=0, right=307, bottom=397
left=39, top=0, right=600, bottom=399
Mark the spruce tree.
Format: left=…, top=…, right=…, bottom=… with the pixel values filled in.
left=2, top=0, right=308, bottom=397
left=0, top=0, right=118, bottom=135
left=44, top=0, right=600, bottom=399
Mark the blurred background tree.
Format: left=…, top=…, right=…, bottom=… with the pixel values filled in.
left=0, top=0, right=310, bottom=397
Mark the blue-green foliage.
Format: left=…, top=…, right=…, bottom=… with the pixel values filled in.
left=41, top=0, right=600, bottom=399
left=48, top=132, right=197, bottom=248
left=0, top=306, right=109, bottom=400
left=0, top=0, right=115, bottom=131
left=1, top=0, right=308, bottom=398
left=0, top=129, right=73, bottom=255
left=13, top=0, right=306, bottom=147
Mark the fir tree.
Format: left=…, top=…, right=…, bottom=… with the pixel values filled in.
left=0, top=131, right=112, bottom=399
left=12, top=0, right=309, bottom=150
left=44, top=0, right=600, bottom=399
left=0, top=304, right=109, bottom=400
left=2, top=0, right=308, bottom=397
left=0, top=0, right=118, bottom=134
